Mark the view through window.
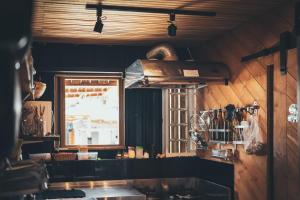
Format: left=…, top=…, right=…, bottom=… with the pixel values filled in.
left=55, top=74, right=124, bottom=149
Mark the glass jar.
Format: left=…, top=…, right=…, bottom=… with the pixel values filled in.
left=135, top=146, right=143, bottom=159
left=128, top=146, right=135, bottom=159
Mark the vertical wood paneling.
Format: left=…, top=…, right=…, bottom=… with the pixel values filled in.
left=273, top=52, right=288, bottom=200
left=192, top=2, right=299, bottom=200
left=286, top=49, right=300, bottom=200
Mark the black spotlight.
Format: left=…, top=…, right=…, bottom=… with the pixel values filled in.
left=94, top=19, right=104, bottom=33
left=168, top=13, right=177, bottom=36
left=168, top=23, right=177, bottom=37
left=94, top=8, right=104, bottom=33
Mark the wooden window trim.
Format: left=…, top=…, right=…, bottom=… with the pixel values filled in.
left=54, top=73, right=125, bottom=150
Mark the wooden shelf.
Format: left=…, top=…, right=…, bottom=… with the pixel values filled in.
left=209, top=140, right=244, bottom=145
left=20, top=135, right=60, bottom=144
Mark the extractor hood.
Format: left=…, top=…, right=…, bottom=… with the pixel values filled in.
left=125, top=44, right=230, bottom=88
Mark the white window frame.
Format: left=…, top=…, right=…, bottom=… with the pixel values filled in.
left=162, top=87, right=197, bottom=157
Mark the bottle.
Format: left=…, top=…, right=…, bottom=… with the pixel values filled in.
left=33, top=107, right=40, bottom=136
left=68, top=123, right=75, bottom=145
left=234, top=108, right=243, bottom=141
left=150, top=144, right=156, bottom=158
left=241, top=108, right=248, bottom=142
left=38, top=118, right=45, bottom=137
left=228, top=116, right=233, bottom=142
left=123, top=151, right=129, bottom=159
left=143, top=151, right=149, bottom=159
left=225, top=104, right=236, bottom=142
left=224, top=110, right=229, bottom=142
left=135, top=146, right=144, bottom=159
left=218, top=109, right=224, bottom=141
left=128, top=146, right=135, bottom=159
left=115, top=151, right=122, bottom=159
left=212, top=110, right=219, bottom=140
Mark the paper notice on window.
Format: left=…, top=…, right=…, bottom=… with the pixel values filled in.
left=183, top=70, right=199, bottom=77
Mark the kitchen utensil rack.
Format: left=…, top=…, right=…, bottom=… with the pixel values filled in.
left=208, top=126, right=246, bottom=145
left=197, top=102, right=260, bottom=146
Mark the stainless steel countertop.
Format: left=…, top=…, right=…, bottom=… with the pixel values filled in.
left=95, top=197, right=145, bottom=200
left=79, top=187, right=146, bottom=200
left=46, top=178, right=231, bottom=200
left=47, top=181, right=146, bottom=200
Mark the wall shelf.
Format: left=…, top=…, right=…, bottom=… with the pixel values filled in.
left=20, top=135, right=60, bottom=144
left=209, top=140, right=244, bottom=145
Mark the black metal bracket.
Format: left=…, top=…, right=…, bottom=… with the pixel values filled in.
left=86, top=4, right=216, bottom=17
left=241, top=31, right=296, bottom=75
left=279, top=32, right=291, bottom=75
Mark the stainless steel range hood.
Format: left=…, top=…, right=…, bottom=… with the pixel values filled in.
left=125, top=44, right=230, bottom=88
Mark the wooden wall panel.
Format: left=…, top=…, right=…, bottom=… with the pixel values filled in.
left=273, top=52, right=288, bottom=200
left=285, top=49, right=300, bottom=200
left=192, top=2, right=299, bottom=200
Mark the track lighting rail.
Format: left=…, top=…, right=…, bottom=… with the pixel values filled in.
left=86, top=4, right=216, bottom=17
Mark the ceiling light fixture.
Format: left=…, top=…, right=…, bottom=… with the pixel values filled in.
left=86, top=4, right=216, bottom=35
left=94, top=8, right=104, bottom=33
left=168, top=23, right=177, bottom=37
left=168, top=13, right=177, bottom=37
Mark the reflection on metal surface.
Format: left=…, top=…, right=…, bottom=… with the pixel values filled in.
left=48, top=178, right=231, bottom=200
left=65, top=182, right=70, bottom=190
left=49, top=180, right=129, bottom=189
left=125, top=59, right=230, bottom=88
left=90, top=181, right=94, bottom=189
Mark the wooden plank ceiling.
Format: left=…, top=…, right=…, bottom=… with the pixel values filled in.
left=33, top=0, right=289, bottom=46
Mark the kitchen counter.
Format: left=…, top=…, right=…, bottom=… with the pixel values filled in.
left=197, top=153, right=234, bottom=165
left=196, top=148, right=235, bottom=165
left=95, top=197, right=144, bottom=200
left=76, top=187, right=146, bottom=200
left=45, top=178, right=231, bottom=200
left=41, top=187, right=145, bottom=200
left=81, top=187, right=145, bottom=199
left=46, top=157, right=234, bottom=190
left=43, top=180, right=146, bottom=199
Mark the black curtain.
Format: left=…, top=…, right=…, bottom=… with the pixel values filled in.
left=125, top=89, right=162, bottom=155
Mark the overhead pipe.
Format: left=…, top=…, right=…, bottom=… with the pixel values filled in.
left=146, top=43, right=178, bottom=61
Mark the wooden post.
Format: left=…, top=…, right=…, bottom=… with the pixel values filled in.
left=267, top=64, right=274, bottom=200
left=295, top=1, right=300, bottom=187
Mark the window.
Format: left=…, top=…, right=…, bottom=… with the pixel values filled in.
left=162, top=88, right=197, bottom=156
left=54, top=73, right=124, bottom=149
